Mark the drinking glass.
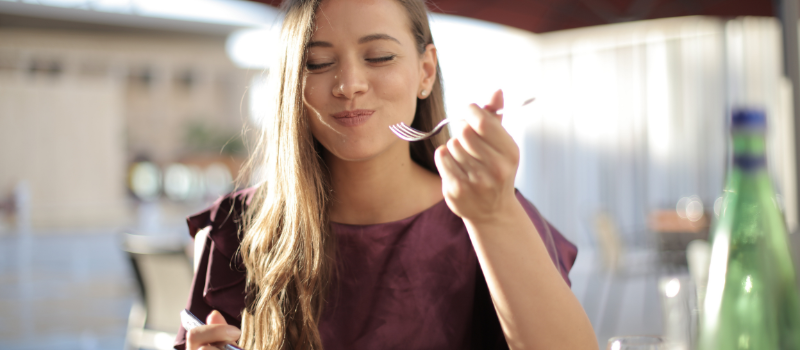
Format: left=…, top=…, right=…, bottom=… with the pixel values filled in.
left=606, top=336, right=664, bottom=350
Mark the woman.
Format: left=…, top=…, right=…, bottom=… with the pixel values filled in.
left=177, top=0, right=597, bottom=349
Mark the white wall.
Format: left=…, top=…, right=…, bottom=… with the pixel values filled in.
left=0, top=28, right=250, bottom=229
left=432, top=15, right=794, bottom=247
left=0, top=75, right=128, bottom=228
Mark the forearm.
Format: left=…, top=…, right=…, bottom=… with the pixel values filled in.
left=463, top=202, right=597, bottom=350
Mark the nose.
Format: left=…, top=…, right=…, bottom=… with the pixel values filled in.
left=332, top=60, right=368, bottom=99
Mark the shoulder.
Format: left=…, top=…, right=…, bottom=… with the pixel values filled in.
left=186, top=186, right=257, bottom=258
left=176, top=188, right=256, bottom=348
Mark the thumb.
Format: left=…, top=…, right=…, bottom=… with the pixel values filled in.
left=206, top=310, right=228, bottom=325
left=483, top=89, right=504, bottom=120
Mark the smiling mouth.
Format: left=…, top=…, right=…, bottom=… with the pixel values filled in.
left=331, top=109, right=374, bottom=127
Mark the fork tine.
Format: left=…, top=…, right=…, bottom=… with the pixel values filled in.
left=390, top=124, right=421, bottom=141
left=399, top=129, right=426, bottom=140
left=398, top=122, right=426, bottom=137
left=389, top=124, right=409, bottom=137
left=400, top=127, right=425, bottom=141
left=399, top=129, right=423, bottom=141
left=392, top=123, right=422, bottom=138
left=390, top=118, right=451, bottom=142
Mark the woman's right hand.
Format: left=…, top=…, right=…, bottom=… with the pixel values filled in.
left=186, top=310, right=242, bottom=350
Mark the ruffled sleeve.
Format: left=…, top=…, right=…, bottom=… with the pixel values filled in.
left=515, top=190, right=578, bottom=286
left=173, top=187, right=256, bottom=350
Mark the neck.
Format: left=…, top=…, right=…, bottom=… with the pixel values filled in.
left=324, top=141, right=443, bottom=225
left=732, top=132, right=766, bottom=156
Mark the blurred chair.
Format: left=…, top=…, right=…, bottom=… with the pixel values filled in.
left=0, top=191, right=14, bottom=233
left=584, top=212, right=662, bottom=343
left=594, top=213, right=624, bottom=271
left=121, top=232, right=193, bottom=350
left=648, top=210, right=709, bottom=268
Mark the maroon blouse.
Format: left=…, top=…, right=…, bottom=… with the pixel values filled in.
left=174, top=187, right=577, bottom=350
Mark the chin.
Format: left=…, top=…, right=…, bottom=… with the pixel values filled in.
left=321, top=138, right=397, bottom=163
left=325, top=145, right=383, bottom=162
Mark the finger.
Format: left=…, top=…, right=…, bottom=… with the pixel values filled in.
left=212, top=340, right=234, bottom=349
left=207, top=310, right=240, bottom=342
left=207, top=310, right=228, bottom=325
left=435, top=145, right=467, bottom=182
left=483, top=89, right=504, bottom=116
left=465, top=104, right=517, bottom=153
left=187, top=324, right=241, bottom=348
left=454, top=121, right=502, bottom=163
left=199, top=346, right=221, bottom=350
left=446, top=137, right=484, bottom=177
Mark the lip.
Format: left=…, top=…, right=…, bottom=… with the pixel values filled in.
left=331, top=109, right=375, bottom=127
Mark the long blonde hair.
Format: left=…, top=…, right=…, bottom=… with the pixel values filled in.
left=238, top=0, right=446, bottom=349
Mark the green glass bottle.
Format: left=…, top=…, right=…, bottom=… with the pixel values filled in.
left=698, top=109, right=800, bottom=349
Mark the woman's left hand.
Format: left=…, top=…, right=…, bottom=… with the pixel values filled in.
left=434, top=89, right=521, bottom=224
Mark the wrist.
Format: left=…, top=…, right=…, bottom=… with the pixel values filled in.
left=462, top=193, right=525, bottom=228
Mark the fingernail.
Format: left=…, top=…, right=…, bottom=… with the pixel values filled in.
left=228, top=327, right=242, bottom=338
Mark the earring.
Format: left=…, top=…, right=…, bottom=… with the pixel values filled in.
left=420, top=90, right=428, bottom=97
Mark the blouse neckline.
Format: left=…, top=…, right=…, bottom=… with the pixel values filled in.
left=330, top=198, right=449, bottom=229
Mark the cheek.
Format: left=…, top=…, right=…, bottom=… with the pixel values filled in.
left=304, top=75, right=326, bottom=109
left=303, top=75, right=329, bottom=134
left=372, top=67, right=418, bottom=120
left=305, top=107, right=329, bottom=149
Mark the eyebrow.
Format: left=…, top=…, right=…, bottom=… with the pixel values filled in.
left=307, top=33, right=401, bottom=49
left=358, top=33, right=400, bottom=45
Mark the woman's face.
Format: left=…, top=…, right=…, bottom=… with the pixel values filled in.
left=303, top=0, right=436, bottom=162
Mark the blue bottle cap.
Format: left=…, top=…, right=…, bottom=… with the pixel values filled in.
left=731, top=108, right=766, bottom=130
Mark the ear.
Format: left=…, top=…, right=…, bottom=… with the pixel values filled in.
left=418, top=43, right=437, bottom=99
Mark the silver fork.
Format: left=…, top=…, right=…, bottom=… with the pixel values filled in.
left=390, top=97, right=536, bottom=142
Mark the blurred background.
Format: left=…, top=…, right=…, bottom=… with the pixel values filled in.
left=0, top=0, right=796, bottom=349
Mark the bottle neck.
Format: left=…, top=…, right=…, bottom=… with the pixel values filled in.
left=732, top=131, right=766, bottom=170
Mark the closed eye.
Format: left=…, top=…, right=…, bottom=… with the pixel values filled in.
left=306, top=62, right=334, bottom=71
left=366, top=55, right=396, bottom=64
left=306, top=62, right=333, bottom=70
